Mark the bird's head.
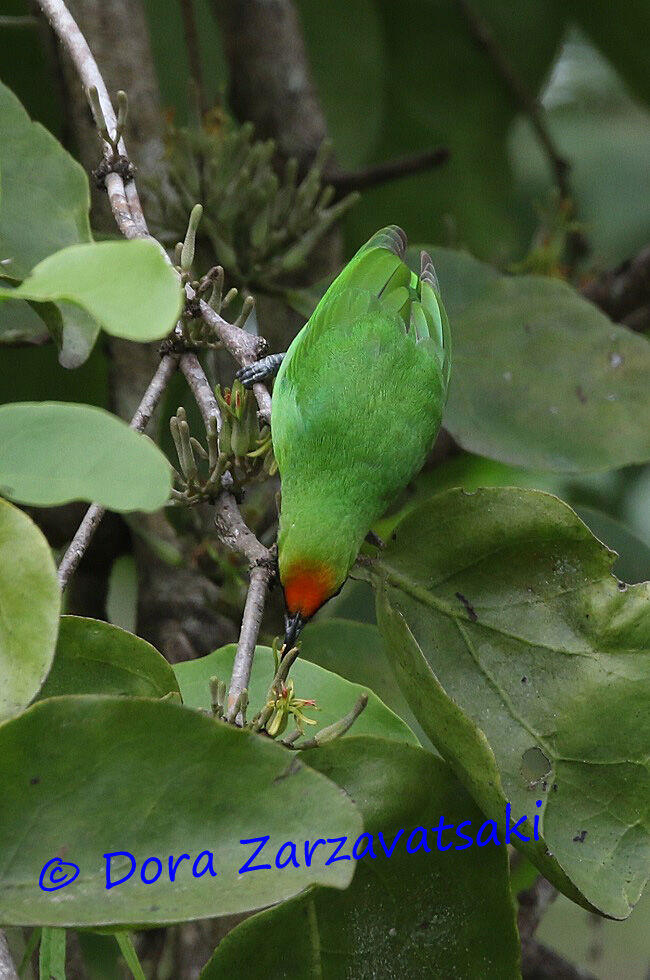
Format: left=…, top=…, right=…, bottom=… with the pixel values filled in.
left=281, top=559, right=339, bottom=651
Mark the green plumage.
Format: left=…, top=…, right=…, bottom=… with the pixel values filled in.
left=272, top=225, right=451, bottom=613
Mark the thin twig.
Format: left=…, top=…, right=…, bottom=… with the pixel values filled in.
left=0, top=930, right=19, bottom=980
left=41, top=0, right=276, bottom=714
left=198, top=300, right=272, bottom=422
left=179, top=353, right=221, bottom=432
left=214, top=493, right=274, bottom=721
left=0, top=15, right=38, bottom=28
left=36, top=0, right=148, bottom=238
left=327, top=147, right=450, bottom=196
left=57, top=354, right=178, bottom=589
left=454, top=0, right=570, bottom=198
left=298, top=693, right=368, bottom=749
left=582, top=244, right=650, bottom=331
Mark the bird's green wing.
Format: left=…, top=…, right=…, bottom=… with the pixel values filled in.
left=276, top=227, right=450, bottom=398
left=280, top=225, right=411, bottom=387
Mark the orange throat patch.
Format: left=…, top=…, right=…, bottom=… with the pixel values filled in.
left=283, top=561, right=336, bottom=618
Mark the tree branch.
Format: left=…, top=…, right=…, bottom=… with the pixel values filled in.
left=453, top=0, right=570, bottom=198
left=0, top=931, right=18, bottom=980
left=516, top=877, right=596, bottom=980
left=210, top=0, right=329, bottom=169
left=327, top=147, right=450, bottom=197
left=198, top=301, right=272, bottom=423
left=214, top=493, right=274, bottom=720
left=581, top=244, right=650, bottom=332
left=179, top=352, right=221, bottom=432
left=40, top=0, right=276, bottom=716
left=57, top=353, right=179, bottom=590
left=36, top=0, right=148, bottom=238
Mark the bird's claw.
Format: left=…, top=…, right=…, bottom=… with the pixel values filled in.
left=235, top=353, right=285, bottom=388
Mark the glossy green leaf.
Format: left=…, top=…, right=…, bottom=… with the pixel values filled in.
left=419, top=246, right=650, bottom=472
left=0, top=697, right=362, bottom=926
left=203, top=737, right=519, bottom=979
left=0, top=79, right=91, bottom=279
left=37, top=617, right=179, bottom=702
left=0, top=497, right=60, bottom=722
left=0, top=241, right=183, bottom=342
left=371, top=487, right=650, bottom=918
left=0, top=402, right=172, bottom=511
left=300, top=619, right=429, bottom=746
left=174, top=644, right=418, bottom=745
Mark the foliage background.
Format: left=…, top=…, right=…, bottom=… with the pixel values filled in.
left=1, top=0, right=649, bottom=976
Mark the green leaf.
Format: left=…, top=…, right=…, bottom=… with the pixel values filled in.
left=114, top=933, right=145, bottom=980
left=566, top=2, right=650, bottom=106
left=174, top=644, right=418, bottom=745
left=39, top=927, right=66, bottom=980
left=511, top=37, right=650, bottom=266
left=37, top=616, right=179, bottom=701
left=0, top=79, right=98, bottom=367
left=573, top=505, right=650, bottom=586
left=202, top=737, right=519, bottom=979
left=106, top=556, right=138, bottom=633
left=419, top=246, right=650, bottom=472
left=0, top=497, right=60, bottom=722
left=371, top=486, right=650, bottom=918
left=0, top=298, right=49, bottom=346
left=0, top=402, right=172, bottom=511
left=0, top=79, right=91, bottom=279
left=32, top=299, right=101, bottom=370
left=300, top=619, right=429, bottom=746
left=0, top=696, right=362, bottom=926
left=0, top=241, right=183, bottom=342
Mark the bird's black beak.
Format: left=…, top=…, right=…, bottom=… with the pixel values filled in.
left=283, top=611, right=305, bottom=653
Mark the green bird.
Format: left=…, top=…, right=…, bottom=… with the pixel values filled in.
left=239, top=226, right=451, bottom=649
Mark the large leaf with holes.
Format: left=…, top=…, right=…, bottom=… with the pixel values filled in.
left=0, top=402, right=172, bottom=511
left=370, top=487, right=650, bottom=918
left=0, top=697, right=361, bottom=925
left=0, top=79, right=91, bottom=279
left=37, top=617, right=179, bottom=702
left=203, top=737, right=519, bottom=979
left=0, top=241, right=183, bottom=342
left=0, top=498, right=60, bottom=722
left=419, top=246, right=650, bottom=472
left=174, top=643, right=418, bottom=745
